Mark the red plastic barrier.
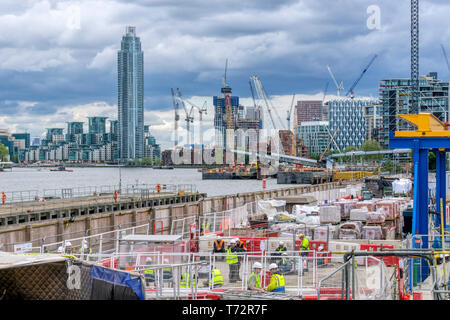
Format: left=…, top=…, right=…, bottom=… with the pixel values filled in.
left=360, top=244, right=398, bottom=266
left=100, top=257, right=118, bottom=269
left=413, top=292, right=423, bottom=300
left=189, top=292, right=221, bottom=300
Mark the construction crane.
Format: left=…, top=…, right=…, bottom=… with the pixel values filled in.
left=322, top=81, right=329, bottom=106
left=183, top=98, right=207, bottom=147
left=319, top=128, right=340, bottom=162
left=345, top=54, right=378, bottom=98
left=250, top=75, right=284, bottom=130
left=221, top=59, right=234, bottom=131
left=286, top=94, right=296, bottom=131
left=249, top=80, right=258, bottom=109
left=326, top=65, right=344, bottom=97
left=410, top=0, right=419, bottom=114
left=175, top=88, right=195, bottom=147
left=171, top=88, right=180, bottom=148
left=440, top=44, right=450, bottom=76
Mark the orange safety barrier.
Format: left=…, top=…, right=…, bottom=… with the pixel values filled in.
left=156, top=184, right=161, bottom=193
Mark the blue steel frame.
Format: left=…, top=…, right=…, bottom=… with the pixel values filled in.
left=389, top=132, right=449, bottom=286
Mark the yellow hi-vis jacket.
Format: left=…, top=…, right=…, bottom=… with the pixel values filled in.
left=226, top=248, right=238, bottom=265
left=180, top=272, right=197, bottom=288
left=211, top=268, right=224, bottom=286
left=248, top=272, right=261, bottom=289
left=299, top=238, right=310, bottom=251
left=266, top=273, right=285, bottom=293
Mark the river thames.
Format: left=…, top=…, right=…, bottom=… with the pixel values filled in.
left=0, top=167, right=299, bottom=197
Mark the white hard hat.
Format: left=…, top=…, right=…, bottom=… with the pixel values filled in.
left=230, top=239, right=236, bottom=244
left=279, top=241, right=285, bottom=246
left=164, top=259, right=169, bottom=264
left=65, top=241, right=72, bottom=246
left=146, top=257, right=153, bottom=263
left=217, top=236, right=222, bottom=240
left=234, top=238, right=240, bottom=242
left=57, top=246, right=64, bottom=253
left=282, top=252, right=288, bottom=256
left=253, top=262, right=262, bottom=269
left=269, top=263, right=278, bottom=270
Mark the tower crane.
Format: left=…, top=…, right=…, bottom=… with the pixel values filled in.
left=183, top=98, right=208, bottom=147
left=326, top=65, right=344, bottom=97
left=345, top=54, right=378, bottom=98
left=286, top=94, right=296, bottom=132
left=250, top=75, right=284, bottom=131
left=171, top=88, right=180, bottom=148
left=175, top=88, right=195, bottom=147
left=440, top=44, right=450, bottom=76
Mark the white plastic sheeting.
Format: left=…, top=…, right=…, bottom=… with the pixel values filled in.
left=392, top=178, right=412, bottom=195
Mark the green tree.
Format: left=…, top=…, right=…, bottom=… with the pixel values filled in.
left=142, top=157, right=153, bottom=165
left=0, top=143, right=8, bottom=162
left=381, top=159, right=394, bottom=173
left=428, top=152, right=436, bottom=171
left=360, top=140, right=382, bottom=161
left=154, top=157, right=162, bottom=165
left=310, top=153, right=321, bottom=161
left=342, top=146, right=358, bottom=162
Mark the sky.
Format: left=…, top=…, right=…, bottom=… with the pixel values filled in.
left=1, top=0, right=450, bottom=150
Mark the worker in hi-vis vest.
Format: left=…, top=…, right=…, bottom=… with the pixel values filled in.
left=213, top=236, right=226, bottom=261
left=265, top=263, right=285, bottom=293
left=143, top=258, right=155, bottom=286
left=298, top=233, right=310, bottom=271
left=226, top=238, right=243, bottom=283
left=180, top=271, right=197, bottom=288
left=203, top=266, right=224, bottom=288
left=248, top=262, right=264, bottom=292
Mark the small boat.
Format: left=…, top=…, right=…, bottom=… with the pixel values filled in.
left=50, top=166, right=73, bottom=172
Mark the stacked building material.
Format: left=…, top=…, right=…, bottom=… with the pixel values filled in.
left=376, top=200, right=398, bottom=220
left=362, top=226, right=383, bottom=240
left=350, top=208, right=368, bottom=221
left=366, top=211, right=386, bottom=224
left=339, top=222, right=363, bottom=239
left=319, top=206, right=341, bottom=224
left=333, top=200, right=357, bottom=219
left=355, top=200, right=378, bottom=212
left=313, top=225, right=339, bottom=241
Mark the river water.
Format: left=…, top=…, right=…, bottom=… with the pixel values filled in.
left=0, top=167, right=299, bottom=197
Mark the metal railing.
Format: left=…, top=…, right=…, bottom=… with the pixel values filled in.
left=0, top=183, right=198, bottom=218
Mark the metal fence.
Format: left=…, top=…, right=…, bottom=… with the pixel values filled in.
left=0, top=183, right=197, bottom=216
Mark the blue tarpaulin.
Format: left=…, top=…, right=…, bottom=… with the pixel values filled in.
left=90, top=265, right=144, bottom=300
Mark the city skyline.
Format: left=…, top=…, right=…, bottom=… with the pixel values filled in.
left=1, top=1, right=450, bottom=150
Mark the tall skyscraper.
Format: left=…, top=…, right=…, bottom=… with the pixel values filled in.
left=118, top=26, right=144, bottom=161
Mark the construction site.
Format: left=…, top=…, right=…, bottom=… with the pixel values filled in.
left=1, top=1, right=450, bottom=304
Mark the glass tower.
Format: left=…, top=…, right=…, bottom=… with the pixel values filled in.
left=118, top=26, right=144, bottom=161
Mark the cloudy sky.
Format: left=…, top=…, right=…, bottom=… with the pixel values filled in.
left=0, top=0, right=450, bottom=150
